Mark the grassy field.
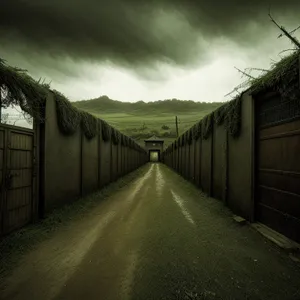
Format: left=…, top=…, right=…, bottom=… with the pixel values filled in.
left=73, top=97, right=224, bottom=148
left=92, top=111, right=212, bottom=147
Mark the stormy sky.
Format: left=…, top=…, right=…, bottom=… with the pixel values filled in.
left=1, top=0, right=300, bottom=102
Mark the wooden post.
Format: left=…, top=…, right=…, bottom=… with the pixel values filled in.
left=175, top=116, right=179, bottom=137
left=210, top=123, right=214, bottom=197
left=0, top=87, right=2, bottom=123
left=80, top=131, right=83, bottom=196
left=98, top=122, right=101, bottom=189
left=250, top=94, right=256, bottom=223
left=299, top=52, right=300, bottom=87
left=224, top=130, right=229, bottom=206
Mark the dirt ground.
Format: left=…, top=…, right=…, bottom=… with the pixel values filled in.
left=1, top=163, right=300, bottom=300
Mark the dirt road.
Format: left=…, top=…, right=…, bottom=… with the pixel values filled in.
left=1, top=163, right=300, bottom=300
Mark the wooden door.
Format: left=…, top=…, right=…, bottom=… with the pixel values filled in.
left=256, top=91, right=300, bottom=243
left=0, top=125, right=36, bottom=235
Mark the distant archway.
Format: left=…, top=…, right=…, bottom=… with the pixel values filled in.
left=149, top=150, right=160, bottom=162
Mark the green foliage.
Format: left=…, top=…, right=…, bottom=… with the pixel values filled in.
left=162, top=131, right=172, bottom=137
left=100, top=120, right=111, bottom=142
left=0, top=58, right=47, bottom=121
left=167, top=51, right=300, bottom=153
left=73, top=96, right=224, bottom=115
left=0, top=58, right=146, bottom=153
left=81, top=111, right=99, bottom=140
left=53, top=90, right=82, bottom=135
left=187, top=129, right=193, bottom=145
left=192, top=121, right=202, bottom=140
left=224, top=96, right=242, bottom=138
left=250, top=50, right=300, bottom=100
left=201, top=113, right=214, bottom=140
left=111, top=127, right=120, bottom=145
left=54, top=90, right=101, bottom=139
left=213, top=104, right=227, bottom=125
left=161, top=125, right=170, bottom=130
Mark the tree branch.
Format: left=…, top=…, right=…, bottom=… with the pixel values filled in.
left=269, top=12, right=300, bottom=48
left=245, top=67, right=268, bottom=73
left=234, top=67, right=255, bottom=79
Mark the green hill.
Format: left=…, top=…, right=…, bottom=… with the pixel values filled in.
left=73, top=96, right=224, bottom=147
left=73, top=96, right=223, bottom=114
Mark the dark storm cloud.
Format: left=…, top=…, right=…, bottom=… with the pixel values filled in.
left=1, top=0, right=299, bottom=69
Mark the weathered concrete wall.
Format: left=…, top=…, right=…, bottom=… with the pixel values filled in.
left=125, top=147, right=129, bottom=174
left=43, top=93, right=81, bottom=212
left=181, top=146, right=184, bottom=176
left=212, top=124, right=227, bottom=202
left=200, top=134, right=212, bottom=195
left=82, top=133, right=99, bottom=196
left=161, top=92, right=256, bottom=224
left=41, top=93, right=148, bottom=215
left=182, top=145, right=186, bottom=177
left=178, top=146, right=181, bottom=173
left=189, top=140, right=195, bottom=182
left=175, top=148, right=179, bottom=172
left=122, top=145, right=126, bottom=176
left=117, top=144, right=122, bottom=178
left=111, top=143, right=118, bottom=182
left=227, top=93, right=254, bottom=220
left=184, top=144, right=189, bottom=179
left=100, top=138, right=112, bottom=187
left=172, top=146, right=176, bottom=169
left=194, top=138, right=201, bottom=187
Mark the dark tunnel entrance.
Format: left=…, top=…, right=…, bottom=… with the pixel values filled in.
left=149, top=150, right=160, bottom=162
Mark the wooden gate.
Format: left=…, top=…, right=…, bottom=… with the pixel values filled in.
left=255, top=91, right=300, bottom=243
left=0, top=124, right=37, bottom=236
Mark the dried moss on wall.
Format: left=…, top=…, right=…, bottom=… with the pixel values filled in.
left=0, top=58, right=47, bottom=121
left=250, top=50, right=300, bottom=100
left=165, top=50, right=299, bottom=153
left=0, top=58, right=146, bottom=154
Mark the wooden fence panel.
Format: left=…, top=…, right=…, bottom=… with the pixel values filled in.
left=0, top=125, right=36, bottom=236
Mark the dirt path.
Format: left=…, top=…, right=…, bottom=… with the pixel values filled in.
left=1, top=163, right=300, bottom=300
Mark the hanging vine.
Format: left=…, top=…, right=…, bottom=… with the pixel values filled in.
left=81, top=111, right=99, bottom=139
left=224, top=96, right=242, bottom=138
left=202, top=113, right=214, bottom=140
left=101, top=120, right=110, bottom=142
left=192, top=121, right=202, bottom=140
left=54, top=91, right=81, bottom=136
left=187, top=129, right=193, bottom=145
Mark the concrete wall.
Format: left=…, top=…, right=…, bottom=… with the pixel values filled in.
left=122, top=145, right=126, bottom=176
left=117, top=144, right=122, bottom=178
left=99, top=135, right=112, bottom=188
left=43, top=93, right=81, bottom=212
left=200, top=134, right=212, bottom=195
left=41, top=93, right=147, bottom=215
left=172, top=146, right=176, bottom=170
left=212, top=124, right=227, bottom=202
left=185, top=144, right=190, bottom=179
left=162, top=91, right=254, bottom=221
left=82, top=133, right=99, bottom=196
left=194, top=138, right=201, bottom=187
left=227, top=93, right=254, bottom=220
left=182, top=144, right=187, bottom=177
left=111, top=143, right=118, bottom=182
left=189, top=140, right=195, bottom=182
